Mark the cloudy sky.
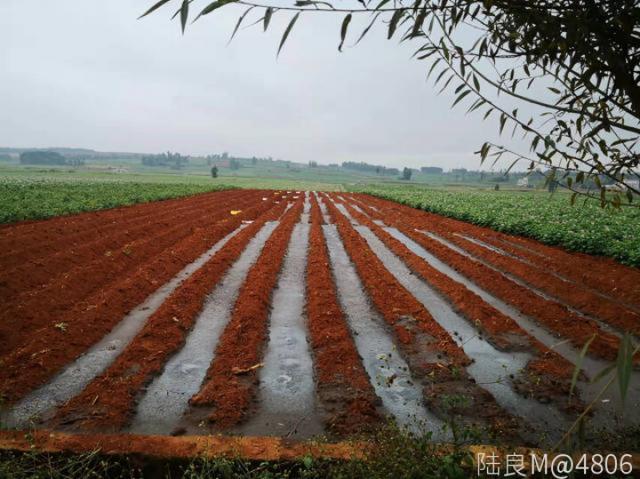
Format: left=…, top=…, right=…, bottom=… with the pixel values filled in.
left=1, top=0, right=533, bottom=169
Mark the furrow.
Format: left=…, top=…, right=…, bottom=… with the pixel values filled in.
left=128, top=221, right=280, bottom=435
left=0, top=195, right=280, bottom=359
left=329, top=197, right=569, bottom=444
left=0, top=224, right=247, bottom=429
left=352, top=194, right=621, bottom=362
left=337, top=199, right=578, bottom=410
left=0, top=198, right=280, bottom=403
left=302, top=194, right=381, bottom=435
left=44, top=200, right=290, bottom=432
left=356, top=193, right=640, bottom=312
left=237, top=219, right=322, bottom=439
left=188, top=200, right=304, bottom=428
left=323, top=195, right=523, bottom=442
left=0, top=189, right=253, bottom=264
left=0, top=190, right=259, bottom=299
left=443, top=231, right=640, bottom=336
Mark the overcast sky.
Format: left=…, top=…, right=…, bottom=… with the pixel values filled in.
left=1, top=0, right=534, bottom=170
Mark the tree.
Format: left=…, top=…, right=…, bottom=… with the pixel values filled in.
left=211, top=166, right=218, bottom=178
left=229, top=158, right=241, bottom=170
left=141, top=0, right=640, bottom=207
left=402, top=167, right=413, bottom=181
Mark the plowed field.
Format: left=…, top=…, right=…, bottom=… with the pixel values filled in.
left=1, top=189, right=639, bottom=456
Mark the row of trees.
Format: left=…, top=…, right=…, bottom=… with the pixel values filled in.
left=141, top=151, right=189, bottom=169
left=19, top=151, right=84, bottom=166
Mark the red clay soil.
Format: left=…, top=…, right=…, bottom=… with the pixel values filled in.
left=189, top=200, right=304, bottom=427
left=337, top=200, right=574, bottom=378
left=456, top=231, right=640, bottom=312
left=357, top=193, right=640, bottom=310
left=0, top=430, right=365, bottom=461
left=324, top=196, right=521, bottom=437
left=305, top=195, right=380, bottom=434
left=0, top=189, right=246, bottom=272
left=0, top=190, right=274, bottom=358
left=0, top=189, right=252, bottom=299
left=0, top=195, right=284, bottom=403
left=351, top=194, right=621, bottom=362
left=48, top=199, right=291, bottom=431
left=426, top=226, right=640, bottom=336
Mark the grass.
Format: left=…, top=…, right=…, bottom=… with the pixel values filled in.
left=350, top=183, right=640, bottom=267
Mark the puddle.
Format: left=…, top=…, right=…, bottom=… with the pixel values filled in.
left=128, top=221, right=279, bottom=435
left=1, top=225, right=248, bottom=429
left=238, top=223, right=322, bottom=439
left=323, top=224, right=448, bottom=440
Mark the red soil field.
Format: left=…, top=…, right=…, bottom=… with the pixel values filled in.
left=1, top=189, right=638, bottom=457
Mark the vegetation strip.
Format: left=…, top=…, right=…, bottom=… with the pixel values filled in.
left=189, top=200, right=304, bottom=427
left=305, top=195, right=381, bottom=435
left=0, top=195, right=281, bottom=403
left=338, top=200, right=574, bottom=380
left=353, top=194, right=621, bottom=362
left=1, top=224, right=248, bottom=430
left=48, top=199, right=290, bottom=431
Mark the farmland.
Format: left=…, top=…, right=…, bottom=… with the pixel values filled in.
left=351, top=184, right=640, bottom=266
left=1, top=189, right=639, bottom=468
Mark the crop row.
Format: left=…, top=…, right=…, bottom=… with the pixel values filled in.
left=349, top=185, right=640, bottom=266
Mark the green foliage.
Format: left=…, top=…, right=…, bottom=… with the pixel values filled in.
left=350, top=184, right=640, bottom=266
left=0, top=177, right=233, bottom=224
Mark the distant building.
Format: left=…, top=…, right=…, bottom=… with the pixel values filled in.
left=517, top=177, right=529, bottom=187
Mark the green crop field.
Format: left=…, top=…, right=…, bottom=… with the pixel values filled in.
left=350, top=184, right=640, bottom=267
left=0, top=176, right=235, bottom=224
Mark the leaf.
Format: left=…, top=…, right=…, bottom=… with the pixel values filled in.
left=570, top=334, right=595, bottom=397
left=410, top=8, right=427, bottom=38
left=139, top=0, right=173, bottom=19
left=617, top=333, right=633, bottom=405
left=387, top=9, right=404, bottom=39
left=180, top=0, right=189, bottom=33
left=338, top=14, right=352, bottom=51
left=228, top=6, right=254, bottom=44
left=263, top=7, right=273, bottom=31
left=278, top=13, right=300, bottom=57
left=355, top=13, right=380, bottom=45
left=451, top=89, right=471, bottom=108
left=195, top=0, right=238, bottom=21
